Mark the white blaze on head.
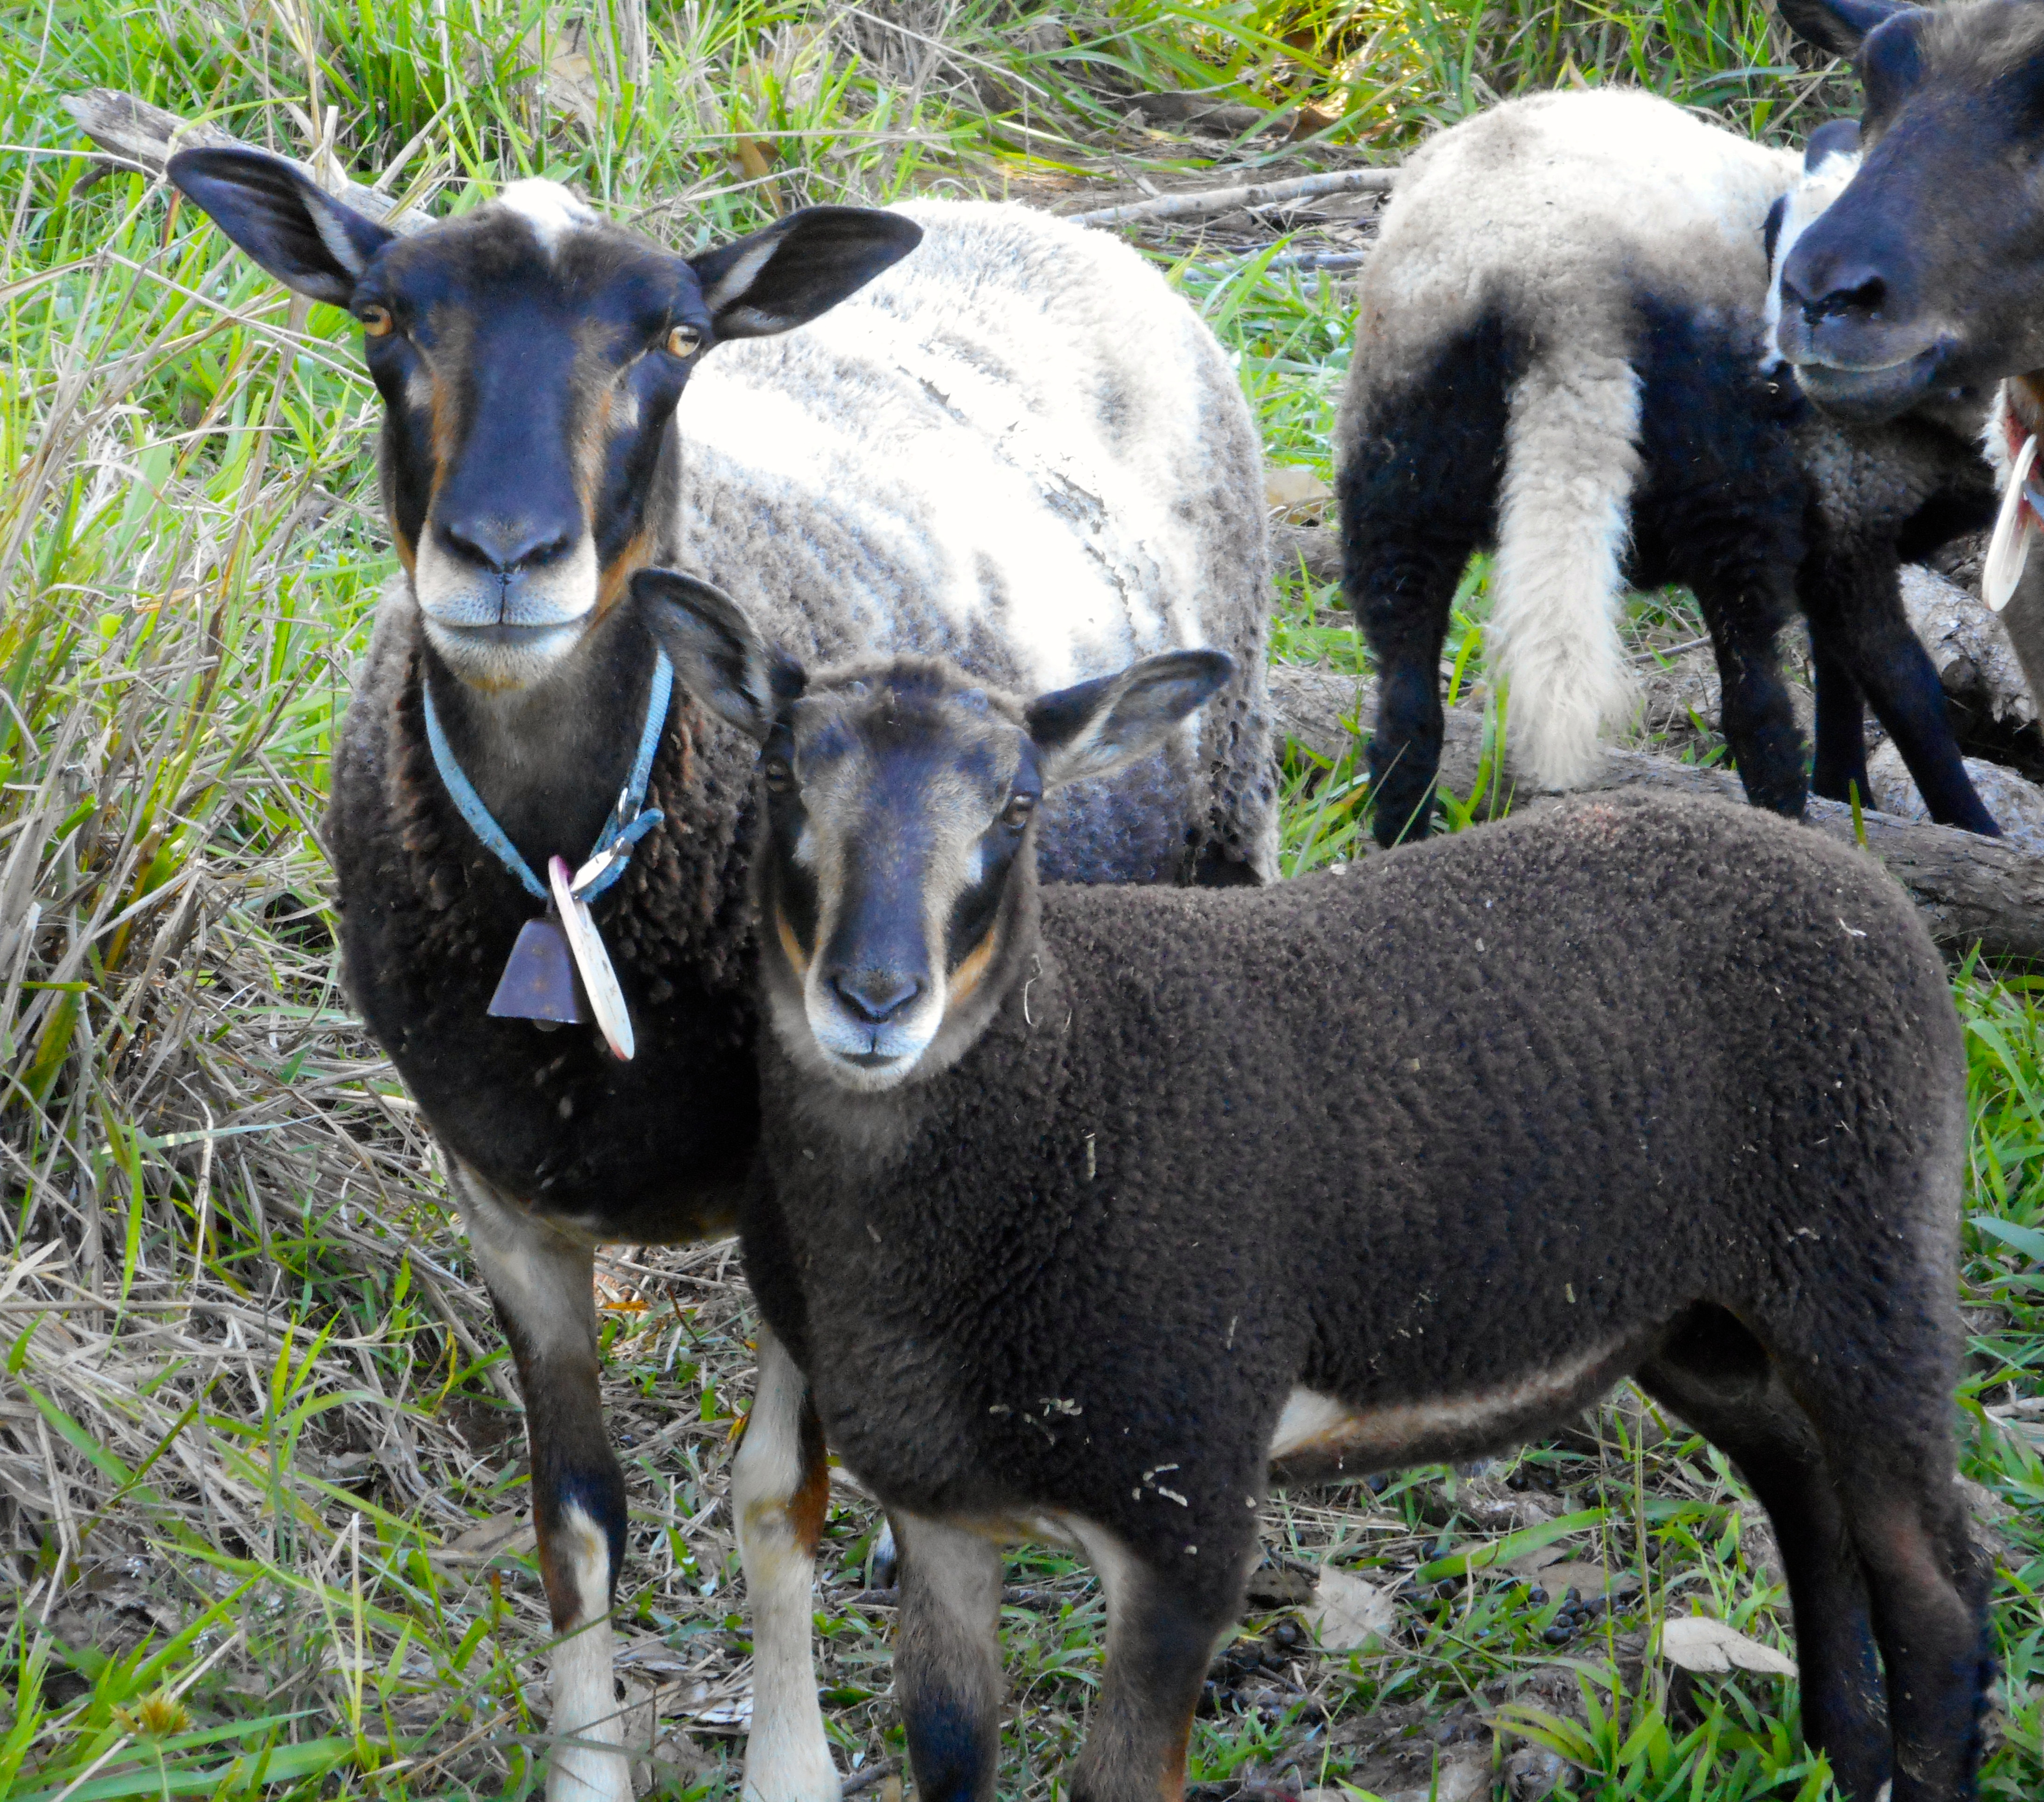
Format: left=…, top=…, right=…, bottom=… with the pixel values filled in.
left=1763, top=134, right=1863, bottom=370
left=498, top=178, right=597, bottom=257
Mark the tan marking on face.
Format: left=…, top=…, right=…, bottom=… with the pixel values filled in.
left=945, top=922, right=999, bottom=1010
left=595, top=521, right=654, bottom=619
left=776, top=907, right=812, bottom=983
left=391, top=524, right=417, bottom=575
left=425, top=318, right=465, bottom=480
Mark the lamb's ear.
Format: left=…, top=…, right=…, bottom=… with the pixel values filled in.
left=1026, top=650, right=1232, bottom=788
left=167, top=148, right=393, bottom=307
left=688, top=207, right=922, bottom=340
left=1803, top=117, right=1861, bottom=172
left=634, top=568, right=805, bottom=744
left=1774, top=0, right=1916, bottom=59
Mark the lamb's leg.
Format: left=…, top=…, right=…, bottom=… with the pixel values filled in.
left=1797, top=1367, right=1995, bottom=1802
left=451, top=1163, right=632, bottom=1802
left=1690, top=576, right=1807, bottom=818
left=735, top=1330, right=840, bottom=1802
left=1809, top=640, right=1871, bottom=808
left=1066, top=1529, right=1245, bottom=1802
left=1801, top=546, right=2000, bottom=835
left=890, top=1510, right=1004, bottom=1802
left=1341, top=313, right=1516, bottom=847
left=1639, top=1307, right=1888, bottom=1797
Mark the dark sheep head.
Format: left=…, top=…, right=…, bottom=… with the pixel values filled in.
left=1773, top=0, right=2044, bottom=423
left=634, top=567, right=1230, bottom=1089
left=167, top=150, right=920, bottom=693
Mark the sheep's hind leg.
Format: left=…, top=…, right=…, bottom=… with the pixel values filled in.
left=736, top=1330, right=840, bottom=1802
left=891, top=1511, right=1004, bottom=1802
left=1065, top=1525, right=1249, bottom=1802
left=1340, top=313, right=1516, bottom=847
left=1638, top=1306, right=1889, bottom=1798
left=1801, top=544, right=1999, bottom=835
left=1798, top=1360, right=1994, bottom=1802
left=451, top=1163, right=632, bottom=1802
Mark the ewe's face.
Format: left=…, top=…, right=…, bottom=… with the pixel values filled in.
left=1776, top=1, right=2044, bottom=422
left=759, top=671, right=1039, bottom=1092
left=356, top=186, right=709, bottom=691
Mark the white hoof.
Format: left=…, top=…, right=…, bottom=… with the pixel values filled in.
left=742, top=1734, right=842, bottom=1802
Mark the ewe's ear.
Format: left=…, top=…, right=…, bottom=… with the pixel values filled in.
left=688, top=207, right=922, bottom=340
left=634, top=568, right=805, bottom=744
left=168, top=148, right=393, bottom=307
left=1026, top=650, right=1232, bottom=789
left=1773, top=0, right=1918, bottom=59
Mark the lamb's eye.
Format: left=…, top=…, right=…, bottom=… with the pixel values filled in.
left=763, top=758, right=795, bottom=794
left=667, top=324, right=703, bottom=359
left=357, top=303, right=396, bottom=338
left=1001, top=793, right=1037, bottom=829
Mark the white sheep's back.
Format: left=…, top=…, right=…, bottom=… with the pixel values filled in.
left=676, top=197, right=1275, bottom=880
left=1350, top=87, right=1799, bottom=404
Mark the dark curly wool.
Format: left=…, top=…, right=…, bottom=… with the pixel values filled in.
left=748, top=791, right=1988, bottom=1802
left=327, top=598, right=762, bottom=1236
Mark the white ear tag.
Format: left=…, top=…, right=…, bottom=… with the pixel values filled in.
left=550, top=854, right=636, bottom=1061
left=1985, top=430, right=2041, bottom=613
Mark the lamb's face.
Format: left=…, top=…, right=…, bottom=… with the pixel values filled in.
left=634, top=563, right=1236, bottom=1094
left=758, top=670, right=1041, bottom=1093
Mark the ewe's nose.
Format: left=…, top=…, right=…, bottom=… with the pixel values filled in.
left=436, top=509, right=577, bottom=576
left=1779, top=263, right=1887, bottom=327
left=831, top=969, right=924, bottom=1025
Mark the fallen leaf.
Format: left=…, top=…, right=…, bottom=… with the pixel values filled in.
left=1502, top=1542, right=1570, bottom=1577
left=1301, top=1564, right=1394, bottom=1650
left=1344, top=1752, right=1490, bottom=1802
left=431, top=1512, right=536, bottom=1564
left=668, top=1674, right=752, bottom=1728
left=1265, top=465, right=1331, bottom=513
left=1659, top=1614, right=1796, bottom=1677
left=1533, top=1560, right=1639, bottom=1599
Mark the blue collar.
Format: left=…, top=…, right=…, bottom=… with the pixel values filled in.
left=420, top=649, right=674, bottom=907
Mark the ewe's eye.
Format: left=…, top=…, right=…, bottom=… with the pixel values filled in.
left=357, top=303, right=396, bottom=338
left=1000, top=793, right=1037, bottom=829
left=763, top=757, right=795, bottom=795
left=667, top=324, right=703, bottom=359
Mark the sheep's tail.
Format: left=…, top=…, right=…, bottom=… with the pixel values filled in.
left=1487, top=347, right=1643, bottom=790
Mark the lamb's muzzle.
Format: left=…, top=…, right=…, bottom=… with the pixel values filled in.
left=659, top=573, right=1992, bottom=1802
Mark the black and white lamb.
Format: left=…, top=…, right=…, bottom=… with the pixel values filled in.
left=644, top=566, right=1990, bottom=1802
left=167, top=149, right=1275, bottom=1802
left=1340, top=84, right=2003, bottom=846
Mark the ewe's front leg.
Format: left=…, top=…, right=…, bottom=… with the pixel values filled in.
left=451, top=1164, right=632, bottom=1802
left=1803, top=546, right=2000, bottom=835
left=892, top=1511, right=1004, bottom=1802
left=735, top=1330, right=840, bottom=1802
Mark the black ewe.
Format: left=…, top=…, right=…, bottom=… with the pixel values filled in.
left=167, top=153, right=1275, bottom=1801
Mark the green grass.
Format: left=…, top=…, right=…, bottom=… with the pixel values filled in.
left=0, top=1, right=2038, bottom=1797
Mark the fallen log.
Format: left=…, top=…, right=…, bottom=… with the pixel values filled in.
left=1070, top=167, right=1397, bottom=229
left=1269, top=663, right=2044, bottom=964
left=61, top=89, right=429, bottom=232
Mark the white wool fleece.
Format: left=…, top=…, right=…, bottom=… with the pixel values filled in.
left=1343, top=90, right=1800, bottom=790
left=677, top=199, right=1279, bottom=877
